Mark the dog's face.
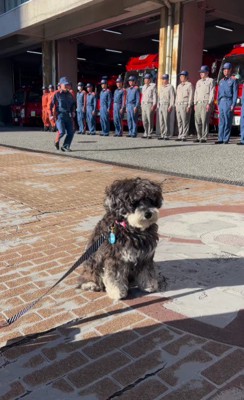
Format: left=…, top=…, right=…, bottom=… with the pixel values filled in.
left=105, top=177, right=163, bottom=230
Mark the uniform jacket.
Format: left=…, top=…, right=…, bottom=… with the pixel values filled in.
left=86, top=92, right=97, bottom=112
left=159, top=84, right=175, bottom=107
left=42, top=93, right=49, bottom=109
left=194, top=77, right=215, bottom=104
left=176, top=81, right=194, bottom=107
left=47, top=91, right=55, bottom=113
left=50, top=90, right=76, bottom=115
left=76, top=91, right=87, bottom=111
left=126, top=86, right=140, bottom=107
left=113, top=88, right=126, bottom=108
left=218, top=77, right=238, bottom=108
left=141, top=83, right=157, bottom=106
left=100, top=89, right=112, bottom=110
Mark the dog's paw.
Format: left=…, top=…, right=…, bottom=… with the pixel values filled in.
left=141, top=279, right=159, bottom=293
left=81, top=281, right=100, bottom=292
left=106, top=285, right=128, bottom=300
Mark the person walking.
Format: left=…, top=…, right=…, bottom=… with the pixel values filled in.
left=50, top=76, right=76, bottom=151
left=86, top=83, right=97, bottom=135
left=215, top=62, right=238, bottom=144
left=42, top=86, right=50, bottom=131
left=76, top=82, right=87, bottom=134
left=194, top=65, right=215, bottom=143
left=113, top=77, right=126, bottom=137
left=237, top=84, right=244, bottom=145
left=141, top=73, right=157, bottom=139
left=99, top=79, right=112, bottom=136
left=175, top=71, right=194, bottom=141
left=126, top=76, right=140, bottom=138
left=158, top=74, right=175, bottom=140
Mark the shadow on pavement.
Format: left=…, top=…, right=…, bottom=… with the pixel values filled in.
left=1, top=304, right=243, bottom=399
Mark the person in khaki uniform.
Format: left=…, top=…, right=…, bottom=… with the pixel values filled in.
left=194, top=65, right=215, bottom=143
left=175, top=71, right=194, bottom=141
left=158, top=74, right=175, bottom=140
left=141, top=73, right=157, bottom=139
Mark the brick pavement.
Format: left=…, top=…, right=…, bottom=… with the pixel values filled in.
left=0, top=146, right=243, bottom=399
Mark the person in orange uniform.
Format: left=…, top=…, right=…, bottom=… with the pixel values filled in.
left=47, top=84, right=56, bottom=132
left=42, top=86, right=50, bottom=131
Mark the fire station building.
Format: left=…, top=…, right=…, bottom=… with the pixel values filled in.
left=0, top=0, right=243, bottom=123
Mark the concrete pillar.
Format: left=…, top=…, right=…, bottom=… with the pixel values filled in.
left=0, top=59, right=13, bottom=105
left=171, top=1, right=181, bottom=89
left=56, top=39, right=77, bottom=88
left=157, top=6, right=167, bottom=91
left=0, top=58, right=14, bottom=125
left=42, top=40, right=56, bottom=86
left=157, top=3, right=181, bottom=136
left=180, top=1, right=205, bottom=85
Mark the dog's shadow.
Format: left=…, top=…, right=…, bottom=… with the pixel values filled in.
left=155, top=256, right=244, bottom=294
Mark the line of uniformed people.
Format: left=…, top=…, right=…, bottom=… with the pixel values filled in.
left=43, top=62, right=241, bottom=151
left=142, top=62, right=238, bottom=145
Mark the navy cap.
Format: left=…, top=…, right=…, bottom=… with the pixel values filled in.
left=48, top=84, right=54, bottom=89
left=59, top=76, right=70, bottom=85
left=86, top=83, right=93, bottom=88
left=162, top=74, right=169, bottom=80
left=116, top=77, right=123, bottom=83
left=101, top=79, right=107, bottom=84
left=128, top=75, right=136, bottom=81
left=77, top=82, right=84, bottom=87
left=199, top=65, right=209, bottom=73
left=179, top=70, right=189, bottom=77
left=223, top=62, right=232, bottom=70
left=144, top=73, right=152, bottom=79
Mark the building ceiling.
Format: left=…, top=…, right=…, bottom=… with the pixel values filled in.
left=2, top=0, right=244, bottom=75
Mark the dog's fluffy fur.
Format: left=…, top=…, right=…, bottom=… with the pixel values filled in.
left=79, top=177, right=163, bottom=300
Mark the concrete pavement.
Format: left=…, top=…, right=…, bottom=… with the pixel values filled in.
left=0, top=127, right=243, bottom=185
left=0, top=145, right=243, bottom=400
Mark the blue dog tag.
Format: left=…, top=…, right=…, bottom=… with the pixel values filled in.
left=108, top=225, right=116, bottom=244
left=109, top=232, right=116, bottom=245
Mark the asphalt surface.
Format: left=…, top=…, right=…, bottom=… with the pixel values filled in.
left=0, top=127, right=243, bottom=185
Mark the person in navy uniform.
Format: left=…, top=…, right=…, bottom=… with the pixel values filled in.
left=50, top=76, right=76, bottom=151
left=237, top=84, right=244, bottom=145
left=216, top=62, right=238, bottom=144
left=76, top=82, right=87, bottom=134
left=86, top=83, right=97, bottom=135
left=126, top=76, right=140, bottom=137
left=113, top=77, right=126, bottom=136
left=99, top=79, right=112, bottom=136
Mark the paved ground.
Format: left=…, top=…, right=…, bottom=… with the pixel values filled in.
left=0, top=145, right=243, bottom=399
left=0, top=127, right=243, bottom=185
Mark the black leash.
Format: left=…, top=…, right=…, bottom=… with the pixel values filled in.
left=0, top=234, right=106, bottom=328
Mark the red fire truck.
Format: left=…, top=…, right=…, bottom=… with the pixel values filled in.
left=212, top=44, right=244, bottom=130
left=11, top=87, right=42, bottom=126
left=123, top=54, right=158, bottom=127
left=124, top=54, right=158, bottom=86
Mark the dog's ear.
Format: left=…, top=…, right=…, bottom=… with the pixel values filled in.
left=147, top=181, right=163, bottom=209
left=104, top=180, right=129, bottom=216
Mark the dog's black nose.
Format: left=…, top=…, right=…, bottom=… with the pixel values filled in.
left=145, top=211, right=152, bottom=219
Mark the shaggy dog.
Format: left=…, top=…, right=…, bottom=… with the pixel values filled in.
left=79, top=177, right=163, bottom=300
